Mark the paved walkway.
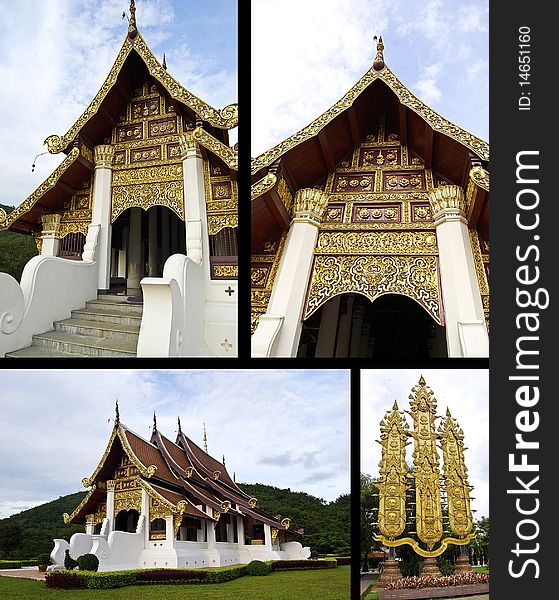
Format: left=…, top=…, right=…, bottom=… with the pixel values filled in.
left=360, top=572, right=379, bottom=596
left=0, top=567, right=45, bottom=580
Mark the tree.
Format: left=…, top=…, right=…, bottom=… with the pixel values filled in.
left=360, top=472, right=381, bottom=571
left=0, top=521, right=23, bottom=557
left=468, top=516, right=489, bottom=565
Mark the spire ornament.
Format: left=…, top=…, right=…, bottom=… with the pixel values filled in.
left=152, top=411, right=157, bottom=434
left=128, top=0, right=138, bottom=39
left=373, top=35, right=385, bottom=71
left=162, top=53, right=167, bottom=70
left=115, top=399, right=120, bottom=425
left=203, top=422, right=208, bottom=453
left=177, top=416, right=182, bottom=435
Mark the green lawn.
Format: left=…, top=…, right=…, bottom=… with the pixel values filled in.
left=363, top=593, right=379, bottom=600
left=0, top=566, right=350, bottom=600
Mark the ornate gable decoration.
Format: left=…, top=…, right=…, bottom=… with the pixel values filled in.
left=251, top=64, right=488, bottom=175
left=45, top=33, right=237, bottom=156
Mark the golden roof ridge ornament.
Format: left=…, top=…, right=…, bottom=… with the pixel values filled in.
left=128, top=0, right=138, bottom=39
left=373, top=35, right=385, bottom=71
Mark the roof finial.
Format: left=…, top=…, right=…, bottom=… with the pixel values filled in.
left=373, top=35, right=385, bottom=71
left=115, top=399, right=120, bottom=425
left=203, top=422, right=208, bottom=453
left=222, top=454, right=226, bottom=466
left=152, top=411, right=157, bottom=434
left=162, top=53, right=167, bottom=70
left=128, top=0, right=138, bottom=39
left=177, top=416, right=182, bottom=435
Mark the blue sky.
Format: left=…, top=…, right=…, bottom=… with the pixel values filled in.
left=361, top=369, right=489, bottom=519
left=0, top=369, right=350, bottom=519
left=0, top=0, right=237, bottom=207
left=252, top=0, right=488, bottom=156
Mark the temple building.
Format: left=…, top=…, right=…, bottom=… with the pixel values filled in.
left=50, top=406, right=309, bottom=571
left=251, top=38, right=489, bottom=359
left=0, top=1, right=237, bottom=358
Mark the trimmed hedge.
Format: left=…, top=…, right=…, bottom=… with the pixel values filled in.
left=45, top=572, right=86, bottom=589
left=246, top=560, right=272, bottom=576
left=0, top=559, right=38, bottom=569
left=335, top=557, right=351, bottom=566
left=45, top=560, right=335, bottom=589
left=272, top=558, right=338, bottom=571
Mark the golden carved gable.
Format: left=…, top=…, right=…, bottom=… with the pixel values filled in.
left=110, top=73, right=186, bottom=222
left=303, top=118, right=443, bottom=322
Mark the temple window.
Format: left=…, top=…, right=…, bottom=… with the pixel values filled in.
left=176, top=517, right=201, bottom=542
left=215, top=514, right=230, bottom=542
left=149, top=518, right=166, bottom=540
left=114, top=509, right=140, bottom=533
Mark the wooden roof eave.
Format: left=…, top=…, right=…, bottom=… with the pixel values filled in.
left=251, top=64, right=489, bottom=176
left=138, top=479, right=212, bottom=522
left=44, top=32, right=238, bottom=157
left=0, top=147, right=81, bottom=233
left=466, top=166, right=490, bottom=228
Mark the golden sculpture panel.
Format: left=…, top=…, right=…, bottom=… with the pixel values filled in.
left=304, top=255, right=441, bottom=324
left=315, top=231, right=437, bottom=255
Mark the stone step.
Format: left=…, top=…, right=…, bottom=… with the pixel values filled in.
left=98, top=293, right=136, bottom=303
left=86, top=299, right=144, bottom=315
left=32, top=330, right=137, bottom=358
left=54, top=318, right=140, bottom=344
left=71, top=306, right=143, bottom=327
left=5, top=345, right=90, bottom=358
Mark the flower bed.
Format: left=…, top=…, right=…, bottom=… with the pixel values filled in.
left=380, top=572, right=489, bottom=600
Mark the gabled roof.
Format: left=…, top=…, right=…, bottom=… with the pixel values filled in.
left=67, top=415, right=293, bottom=533
left=251, top=42, right=489, bottom=251
left=45, top=33, right=236, bottom=157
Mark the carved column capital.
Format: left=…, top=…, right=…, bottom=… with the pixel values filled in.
left=40, top=213, right=62, bottom=238
left=106, top=479, right=116, bottom=492
left=428, top=185, right=467, bottom=223
left=293, top=188, right=329, bottom=224
left=94, top=144, right=115, bottom=169
left=178, top=132, right=200, bottom=159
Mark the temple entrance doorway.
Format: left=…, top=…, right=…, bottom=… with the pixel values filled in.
left=297, top=293, right=447, bottom=359
left=114, top=509, right=140, bottom=533
left=110, top=206, right=185, bottom=295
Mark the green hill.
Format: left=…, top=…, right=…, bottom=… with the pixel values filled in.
left=0, top=203, right=38, bottom=281
left=0, top=485, right=350, bottom=560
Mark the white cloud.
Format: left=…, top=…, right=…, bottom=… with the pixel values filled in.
left=0, top=370, right=350, bottom=518
left=361, top=369, right=489, bottom=520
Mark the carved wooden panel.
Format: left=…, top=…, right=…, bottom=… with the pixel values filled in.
left=359, top=146, right=401, bottom=168
left=332, top=172, right=374, bottom=193
left=383, top=171, right=425, bottom=192
left=352, top=204, right=401, bottom=223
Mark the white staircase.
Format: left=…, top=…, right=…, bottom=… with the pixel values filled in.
left=5, top=294, right=142, bottom=358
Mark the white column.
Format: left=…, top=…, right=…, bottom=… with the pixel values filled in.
left=315, top=296, right=340, bottom=357
left=207, top=519, right=216, bottom=549
left=92, top=145, right=115, bottom=291
left=39, top=213, right=61, bottom=256
left=263, top=523, right=273, bottom=551
left=252, top=188, right=328, bottom=357
left=127, top=207, right=142, bottom=292
left=429, top=185, right=489, bottom=357
left=237, top=516, right=245, bottom=547
left=106, top=480, right=115, bottom=535
left=85, top=515, right=95, bottom=536
left=141, top=489, right=150, bottom=547
left=350, top=304, right=366, bottom=357
left=148, top=206, right=159, bottom=276
left=335, top=296, right=354, bottom=357
left=165, top=514, right=175, bottom=548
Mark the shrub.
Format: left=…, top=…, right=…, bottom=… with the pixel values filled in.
left=385, top=571, right=490, bottom=590
left=37, top=553, right=52, bottom=567
left=137, top=569, right=208, bottom=584
left=204, top=564, right=247, bottom=583
left=81, top=571, right=139, bottom=589
left=0, top=560, right=37, bottom=569
left=436, top=557, right=454, bottom=576
left=45, top=571, right=86, bottom=589
left=336, top=557, right=351, bottom=566
left=64, top=549, right=78, bottom=570
left=246, top=560, right=272, bottom=576
left=271, top=558, right=337, bottom=571
left=77, top=553, right=99, bottom=572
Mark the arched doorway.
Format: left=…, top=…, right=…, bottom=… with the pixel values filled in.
left=110, top=206, right=185, bottom=294
left=298, top=293, right=447, bottom=358
left=114, top=509, right=140, bottom=533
